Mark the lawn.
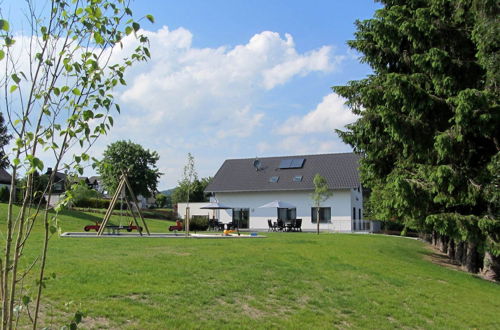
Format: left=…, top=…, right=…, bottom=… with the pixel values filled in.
left=2, top=204, right=499, bottom=329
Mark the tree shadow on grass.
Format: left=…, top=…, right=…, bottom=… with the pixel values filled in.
left=58, top=209, right=103, bottom=224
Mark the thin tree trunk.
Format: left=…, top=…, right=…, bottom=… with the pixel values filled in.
left=2, top=166, right=18, bottom=329
left=464, top=241, right=480, bottom=273
left=455, top=241, right=465, bottom=265
left=432, top=231, right=438, bottom=246
left=447, top=239, right=455, bottom=261
left=440, top=236, right=449, bottom=254
left=316, top=207, right=320, bottom=235
left=481, top=251, right=500, bottom=282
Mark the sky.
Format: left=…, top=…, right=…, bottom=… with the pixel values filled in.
left=1, top=0, right=382, bottom=190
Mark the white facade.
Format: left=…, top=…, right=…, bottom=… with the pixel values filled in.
left=206, top=188, right=364, bottom=232
left=177, top=202, right=212, bottom=220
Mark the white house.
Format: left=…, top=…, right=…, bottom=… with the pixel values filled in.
left=203, top=153, right=378, bottom=232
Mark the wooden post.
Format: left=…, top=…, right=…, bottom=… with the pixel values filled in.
left=97, top=176, right=126, bottom=236
left=124, top=197, right=143, bottom=236
left=123, top=175, right=150, bottom=235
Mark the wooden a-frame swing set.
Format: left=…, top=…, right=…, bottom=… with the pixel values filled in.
left=97, top=171, right=150, bottom=236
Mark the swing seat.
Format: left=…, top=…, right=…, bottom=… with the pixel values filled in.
left=83, top=224, right=143, bottom=232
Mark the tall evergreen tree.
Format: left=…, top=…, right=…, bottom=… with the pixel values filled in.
left=335, top=0, right=499, bottom=280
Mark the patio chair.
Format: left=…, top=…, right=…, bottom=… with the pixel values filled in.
left=267, top=219, right=276, bottom=232
left=294, top=219, right=302, bottom=232
left=276, top=219, right=285, bottom=231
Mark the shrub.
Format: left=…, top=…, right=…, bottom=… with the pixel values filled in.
left=189, top=215, right=209, bottom=231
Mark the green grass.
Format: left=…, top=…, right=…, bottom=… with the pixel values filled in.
left=2, top=203, right=499, bottom=329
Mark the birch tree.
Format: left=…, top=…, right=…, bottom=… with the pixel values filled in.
left=0, top=0, right=153, bottom=327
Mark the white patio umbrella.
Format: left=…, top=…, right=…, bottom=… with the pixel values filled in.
left=200, top=202, right=233, bottom=210
left=258, top=200, right=296, bottom=209
left=258, top=200, right=296, bottom=231
left=200, top=202, right=233, bottom=231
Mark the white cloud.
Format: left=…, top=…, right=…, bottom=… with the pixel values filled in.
left=3, top=26, right=349, bottom=189
left=110, top=27, right=342, bottom=136
left=100, top=26, right=346, bottom=187
left=276, top=93, right=358, bottom=135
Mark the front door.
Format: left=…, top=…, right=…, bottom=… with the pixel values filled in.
left=232, top=208, right=249, bottom=229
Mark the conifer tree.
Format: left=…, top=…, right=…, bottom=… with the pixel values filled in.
left=335, top=0, right=499, bottom=280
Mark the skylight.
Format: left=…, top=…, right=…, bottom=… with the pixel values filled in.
left=269, top=176, right=279, bottom=183
left=293, top=175, right=303, bottom=182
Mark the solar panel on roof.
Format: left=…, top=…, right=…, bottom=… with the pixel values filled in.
left=290, top=158, right=305, bottom=168
left=279, top=158, right=305, bottom=169
left=279, top=159, right=293, bottom=169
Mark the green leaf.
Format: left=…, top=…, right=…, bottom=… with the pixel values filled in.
left=0, top=50, right=4, bottom=61
left=75, top=7, right=83, bottom=16
left=94, top=32, right=104, bottom=45
left=74, top=311, right=83, bottom=324
left=22, top=296, right=31, bottom=306
left=9, top=85, right=18, bottom=93
left=11, top=74, right=20, bottom=84
left=5, top=37, right=15, bottom=47
left=0, top=19, right=9, bottom=31
left=72, top=88, right=81, bottom=96
left=125, top=26, right=133, bottom=35
left=132, top=22, right=140, bottom=32
left=146, top=14, right=155, bottom=23
left=49, top=225, right=57, bottom=234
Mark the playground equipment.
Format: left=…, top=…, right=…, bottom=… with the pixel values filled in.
left=94, top=171, right=150, bottom=236
left=168, top=220, right=183, bottom=232
left=84, top=221, right=142, bottom=232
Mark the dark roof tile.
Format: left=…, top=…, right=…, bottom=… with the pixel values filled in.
left=205, top=152, right=361, bottom=193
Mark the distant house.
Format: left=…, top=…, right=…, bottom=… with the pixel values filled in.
left=44, top=167, right=67, bottom=206
left=204, top=152, right=378, bottom=232
left=0, top=168, right=12, bottom=188
left=88, top=176, right=106, bottom=195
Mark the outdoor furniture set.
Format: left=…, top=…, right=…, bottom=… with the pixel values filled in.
left=267, top=219, right=302, bottom=232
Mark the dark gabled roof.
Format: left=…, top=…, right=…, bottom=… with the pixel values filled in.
left=205, top=152, right=361, bottom=193
left=88, top=176, right=101, bottom=184
left=0, top=168, right=12, bottom=184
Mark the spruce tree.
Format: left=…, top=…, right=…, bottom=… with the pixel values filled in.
left=335, top=0, right=499, bottom=280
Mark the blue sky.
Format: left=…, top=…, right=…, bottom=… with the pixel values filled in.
left=2, top=0, right=381, bottom=189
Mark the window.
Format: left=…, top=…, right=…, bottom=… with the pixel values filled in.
left=232, top=208, right=249, bottom=229
left=293, top=175, right=303, bottom=182
left=278, top=208, right=296, bottom=221
left=358, top=208, right=362, bottom=220
left=311, top=207, right=331, bottom=223
left=269, top=176, right=279, bottom=183
left=353, top=207, right=356, bottom=220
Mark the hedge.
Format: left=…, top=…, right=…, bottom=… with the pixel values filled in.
left=189, top=215, right=209, bottom=231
